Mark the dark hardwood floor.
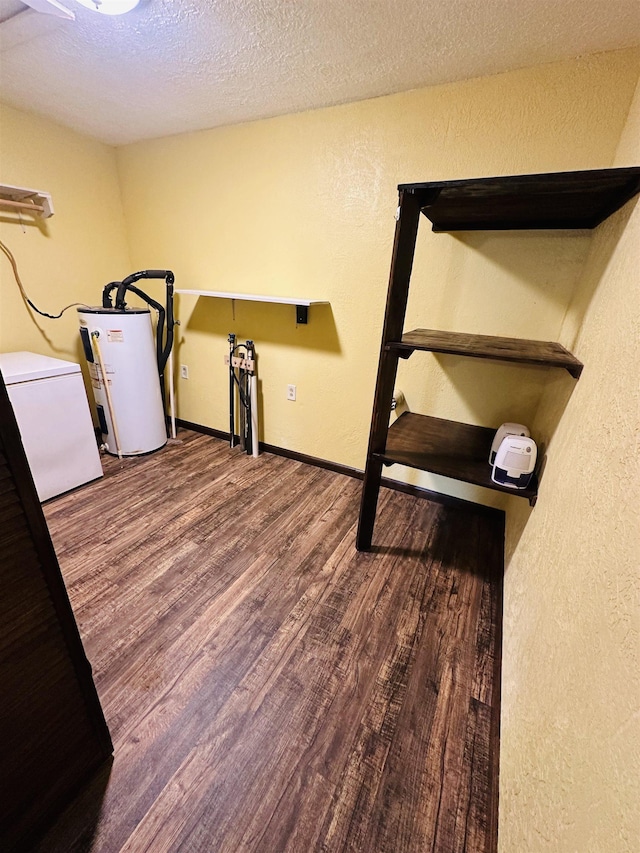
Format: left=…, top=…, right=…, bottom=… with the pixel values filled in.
left=35, top=429, right=503, bottom=853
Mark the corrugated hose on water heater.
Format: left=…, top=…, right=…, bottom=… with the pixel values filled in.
left=100, top=269, right=178, bottom=440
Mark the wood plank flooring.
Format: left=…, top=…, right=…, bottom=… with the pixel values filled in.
left=35, top=429, right=503, bottom=853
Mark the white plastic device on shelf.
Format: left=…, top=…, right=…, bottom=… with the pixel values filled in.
left=489, top=423, right=530, bottom=465
left=491, top=436, right=537, bottom=489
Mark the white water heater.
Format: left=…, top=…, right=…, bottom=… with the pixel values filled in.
left=78, top=307, right=167, bottom=456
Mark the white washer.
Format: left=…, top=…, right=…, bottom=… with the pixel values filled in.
left=0, top=351, right=103, bottom=501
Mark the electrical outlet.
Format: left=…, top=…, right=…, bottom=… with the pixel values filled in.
left=287, top=384, right=296, bottom=401
left=180, top=364, right=189, bottom=379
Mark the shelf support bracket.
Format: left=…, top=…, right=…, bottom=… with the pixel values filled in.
left=296, top=305, right=308, bottom=324
left=0, top=184, right=54, bottom=218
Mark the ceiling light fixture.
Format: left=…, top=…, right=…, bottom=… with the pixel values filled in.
left=75, top=0, right=139, bottom=14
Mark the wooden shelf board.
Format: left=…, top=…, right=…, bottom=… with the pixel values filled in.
left=375, top=412, right=538, bottom=500
left=398, top=167, right=640, bottom=231
left=389, top=329, right=583, bottom=378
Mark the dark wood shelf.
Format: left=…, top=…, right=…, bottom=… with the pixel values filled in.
left=398, top=167, right=640, bottom=231
left=375, top=412, right=538, bottom=501
left=388, top=328, right=583, bottom=378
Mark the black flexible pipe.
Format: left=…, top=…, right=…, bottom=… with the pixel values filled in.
left=119, top=283, right=166, bottom=373
left=114, top=269, right=174, bottom=311
left=101, top=281, right=121, bottom=308
left=159, top=278, right=175, bottom=376
left=103, top=270, right=176, bottom=437
left=105, top=270, right=175, bottom=374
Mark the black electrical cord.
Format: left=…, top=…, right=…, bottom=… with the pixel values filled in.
left=0, top=238, right=88, bottom=319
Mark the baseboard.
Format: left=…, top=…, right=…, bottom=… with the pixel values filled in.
left=176, top=419, right=505, bottom=519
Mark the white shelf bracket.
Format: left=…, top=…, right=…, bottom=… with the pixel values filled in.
left=0, top=184, right=54, bottom=218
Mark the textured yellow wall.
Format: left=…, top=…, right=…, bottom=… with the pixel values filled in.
left=1, top=45, right=638, bottom=853
left=116, top=50, right=638, bottom=504
left=499, top=79, right=640, bottom=851
left=0, top=103, right=131, bottom=362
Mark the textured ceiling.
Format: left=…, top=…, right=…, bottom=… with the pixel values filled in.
left=0, top=0, right=639, bottom=146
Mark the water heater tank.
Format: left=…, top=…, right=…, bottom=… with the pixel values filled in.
left=78, top=307, right=167, bottom=456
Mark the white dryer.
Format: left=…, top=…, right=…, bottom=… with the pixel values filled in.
left=0, top=351, right=103, bottom=501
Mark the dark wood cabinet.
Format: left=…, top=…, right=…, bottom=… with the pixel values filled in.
left=357, top=167, right=640, bottom=550
left=0, top=373, right=112, bottom=851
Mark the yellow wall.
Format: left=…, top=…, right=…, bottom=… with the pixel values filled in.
left=500, top=80, right=640, bottom=851
left=116, top=49, right=638, bottom=505
left=1, top=44, right=638, bottom=853
left=0, top=103, right=131, bottom=363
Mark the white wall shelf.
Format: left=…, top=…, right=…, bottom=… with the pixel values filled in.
left=176, top=289, right=328, bottom=324
left=0, top=184, right=54, bottom=218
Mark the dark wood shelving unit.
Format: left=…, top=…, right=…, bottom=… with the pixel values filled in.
left=357, top=167, right=640, bottom=551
